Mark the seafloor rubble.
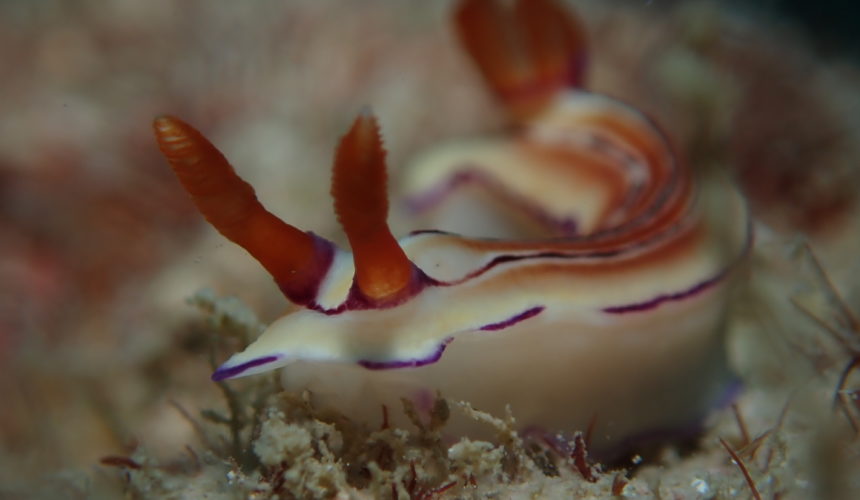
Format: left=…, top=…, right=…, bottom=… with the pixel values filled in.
left=1, top=1, right=859, bottom=498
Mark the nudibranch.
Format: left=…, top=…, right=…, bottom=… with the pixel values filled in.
left=153, top=0, right=749, bottom=455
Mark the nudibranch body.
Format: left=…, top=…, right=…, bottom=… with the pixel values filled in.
left=154, top=0, right=749, bottom=455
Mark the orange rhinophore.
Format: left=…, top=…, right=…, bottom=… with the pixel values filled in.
left=331, top=113, right=415, bottom=302
left=152, top=116, right=328, bottom=304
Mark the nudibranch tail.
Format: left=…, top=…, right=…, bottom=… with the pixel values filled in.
left=455, top=0, right=587, bottom=119
left=331, top=113, right=418, bottom=303
left=152, top=116, right=332, bottom=304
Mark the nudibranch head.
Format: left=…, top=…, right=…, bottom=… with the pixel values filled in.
left=154, top=0, right=750, bottom=457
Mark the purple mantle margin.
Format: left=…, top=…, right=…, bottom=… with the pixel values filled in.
left=209, top=305, right=545, bottom=379
left=358, top=338, right=453, bottom=370
left=211, top=355, right=281, bottom=382
left=359, top=305, right=545, bottom=370
left=601, top=272, right=725, bottom=314
left=603, top=221, right=753, bottom=314
left=479, top=306, right=545, bottom=331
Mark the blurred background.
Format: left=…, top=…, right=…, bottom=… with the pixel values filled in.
left=1, top=0, right=858, bottom=497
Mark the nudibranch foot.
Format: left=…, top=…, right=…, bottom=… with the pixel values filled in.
left=155, top=0, right=750, bottom=456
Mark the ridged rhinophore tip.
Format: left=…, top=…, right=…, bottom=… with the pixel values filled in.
left=331, top=113, right=415, bottom=301
left=152, top=115, right=183, bottom=137
left=153, top=115, right=174, bottom=127
left=152, top=116, right=195, bottom=157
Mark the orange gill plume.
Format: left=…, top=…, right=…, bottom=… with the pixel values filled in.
left=455, top=0, right=587, bottom=119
